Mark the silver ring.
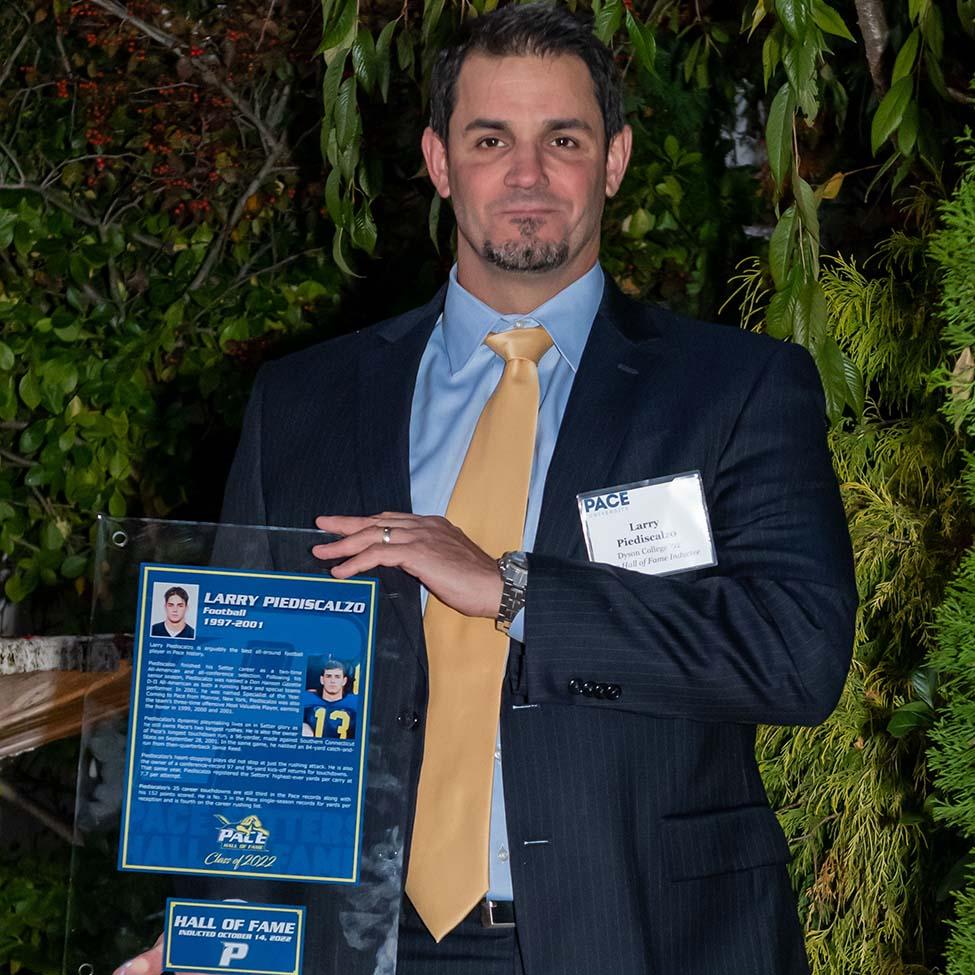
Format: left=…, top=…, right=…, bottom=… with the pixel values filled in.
left=381, top=526, right=393, bottom=545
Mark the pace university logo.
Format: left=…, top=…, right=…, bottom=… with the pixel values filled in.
left=215, top=813, right=270, bottom=851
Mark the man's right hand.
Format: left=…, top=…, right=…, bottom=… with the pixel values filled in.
left=112, top=934, right=206, bottom=975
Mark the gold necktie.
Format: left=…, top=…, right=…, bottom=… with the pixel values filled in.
left=405, top=325, right=553, bottom=941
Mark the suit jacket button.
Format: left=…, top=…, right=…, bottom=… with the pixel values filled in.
left=594, top=683, right=608, bottom=699
left=568, top=679, right=583, bottom=695
left=581, top=681, right=595, bottom=697
left=397, top=710, right=420, bottom=730
left=607, top=685, right=622, bottom=700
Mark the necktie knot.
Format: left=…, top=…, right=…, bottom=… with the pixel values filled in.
left=485, top=325, right=552, bottom=365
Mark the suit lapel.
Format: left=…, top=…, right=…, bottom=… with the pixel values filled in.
left=535, top=282, right=663, bottom=559
left=355, top=286, right=445, bottom=664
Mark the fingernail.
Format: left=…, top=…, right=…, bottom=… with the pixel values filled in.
left=127, top=958, right=150, bottom=975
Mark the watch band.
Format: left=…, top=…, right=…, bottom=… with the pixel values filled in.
left=495, top=551, right=529, bottom=635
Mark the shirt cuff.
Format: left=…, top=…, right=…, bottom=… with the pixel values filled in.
left=508, top=607, right=526, bottom=643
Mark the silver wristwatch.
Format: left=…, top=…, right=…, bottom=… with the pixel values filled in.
left=495, top=550, right=529, bottom=635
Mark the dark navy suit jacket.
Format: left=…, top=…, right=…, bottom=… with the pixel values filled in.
left=214, top=279, right=857, bottom=975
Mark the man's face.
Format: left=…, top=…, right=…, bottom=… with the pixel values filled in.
left=320, top=667, right=347, bottom=701
left=165, top=595, right=187, bottom=625
left=422, top=53, right=630, bottom=281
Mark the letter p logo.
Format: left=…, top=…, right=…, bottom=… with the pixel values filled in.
left=218, top=942, right=249, bottom=967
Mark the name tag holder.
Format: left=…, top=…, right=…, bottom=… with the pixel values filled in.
left=576, top=471, right=717, bottom=576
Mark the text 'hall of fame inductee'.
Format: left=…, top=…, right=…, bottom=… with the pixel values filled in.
left=115, top=5, right=857, bottom=975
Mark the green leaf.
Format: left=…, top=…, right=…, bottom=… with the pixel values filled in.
left=318, top=0, right=357, bottom=54
left=871, top=77, right=912, bottom=154
left=54, top=322, right=81, bottom=342
left=959, top=0, right=975, bottom=36
left=923, top=2, right=944, bottom=57
left=683, top=36, right=702, bottom=85
left=924, top=51, right=947, bottom=97
left=422, top=0, right=447, bottom=43
left=352, top=27, right=377, bottom=95
left=762, top=28, right=782, bottom=89
left=811, top=0, right=854, bottom=40
left=350, top=203, right=378, bottom=255
left=325, top=167, right=344, bottom=225
left=295, top=280, right=330, bottom=302
left=768, top=206, right=797, bottom=290
left=4, top=572, right=35, bottom=603
left=782, top=38, right=819, bottom=119
left=331, top=227, right=358, bottom=277
left=335, top=77, right=358, bottom=147
left=109, top=450, right=128, bottom=479
left=321, top=47, right=347, bottom=132
left=897, top=99, right=919, bottom=155
left=792, top=279, right=828, bottom=351
left=766, top=84, right=795, bottom=192
left=0, top=341, right=13, bottom=371
left=623, top=207, right=654, bottom=239
left=792, top=171, right=820, bottom=243
left=375, top=19, right=397, bottom=101
left=69, top=253, right=89, bottom=288
left=766, top=276, right=797, bottom=339
left=625, top=11, right=657, bottom=75
left=61, top=553, right=87, bottom=579
left=892, top=28, right=920, bottom=83
left=0, top=212, right=14, bottom=250
left=816, top=337, right=862, bottom=422
left=19, top=422, right=46, bottom=454
left=776, top=0, right=809, bottom=39
left=18, top=370, right=42, bottom=410
left=396, top=30, right=415, bottom=74
left=594, top=0, right=623, bottom=43
left=748, top=0, right=769, bottom=37
left=841, top=350, right=864, bottom=416
left=108, top=488, right=126, bottom=518
left=41, top=521, right=64, bottom=550
left=887, top=700, right=933, bottom=737
left=911, top=666, right=937, bottom=708
left=14, top=222, right=34, bottom=257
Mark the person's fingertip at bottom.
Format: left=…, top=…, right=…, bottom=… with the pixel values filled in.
left=113, top=935, right=163, bottom=975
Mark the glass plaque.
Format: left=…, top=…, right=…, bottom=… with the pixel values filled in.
left=65, top=515, right=418, bottom=975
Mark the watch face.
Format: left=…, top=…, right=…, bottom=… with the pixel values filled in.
left=501, top=553, right=528, bottom=589
left=503, top=551, right=528, bottom=572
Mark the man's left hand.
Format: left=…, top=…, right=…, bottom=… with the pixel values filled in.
left=312, top=513, right=503, bottom=619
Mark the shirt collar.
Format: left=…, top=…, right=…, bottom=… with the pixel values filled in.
left=442, top=261, right=605, bottom=375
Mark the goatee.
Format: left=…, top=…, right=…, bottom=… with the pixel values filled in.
left=482, top=214, right=570, bottom=272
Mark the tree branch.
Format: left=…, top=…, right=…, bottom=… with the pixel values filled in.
left=0, top=777, right=77, bottom=845
left=853, top=0, right=890, bottom=98
left=0, top=448, right=32, bottom=469
left=0, top=182, right=165, bottom=251
left=188, top=125, right=290, bottom=292
left=90, top=0, right=286, bottom=155
left=0, top=31, right=29, bottom=91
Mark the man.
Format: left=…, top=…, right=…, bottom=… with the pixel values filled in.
left=114, top=5, right=855, bottom=974
left=301, top=659, right=359, bottom=740
left=149, top=586, right=195, bottom=639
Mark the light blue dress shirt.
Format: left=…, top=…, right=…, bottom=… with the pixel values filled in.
left=408, top=261, right=604, bottom=901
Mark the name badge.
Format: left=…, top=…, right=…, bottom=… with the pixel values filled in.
left=163, top=899, right=305, bottom=975
left=577, top=471, right=717, bottom=576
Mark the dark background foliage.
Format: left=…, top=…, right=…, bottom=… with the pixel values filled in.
left=1, top=0, right=975, bottom=972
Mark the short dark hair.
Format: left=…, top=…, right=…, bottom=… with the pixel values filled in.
left=321, top=658, right=347, bottom=676
left=164, top=586, right=189, bottom=604
left=429, top=3, right=624, bottom=149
